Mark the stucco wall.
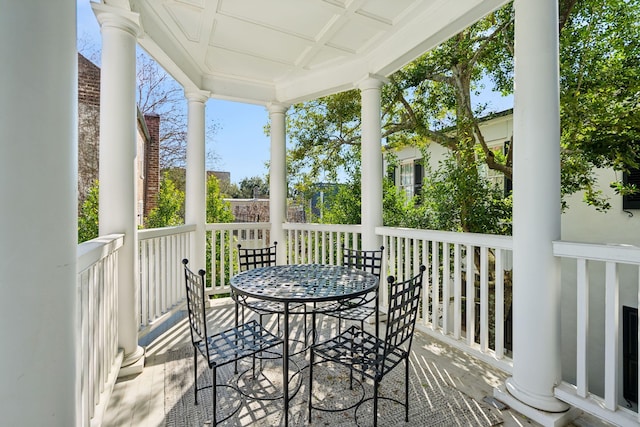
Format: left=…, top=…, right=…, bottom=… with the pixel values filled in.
left=560, top=167, right=639, bottom=401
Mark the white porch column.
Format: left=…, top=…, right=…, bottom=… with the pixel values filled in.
left=0, top=2, right=77, bottom=425
left=94, top=4, right=145, bottom=373
left=268, top=103, right=289, bottom=263
left=185, top=91, right=209, bottom=270
left=503, top=0, right=568, bottom=414
left=359, top=77, right=384, bottom=250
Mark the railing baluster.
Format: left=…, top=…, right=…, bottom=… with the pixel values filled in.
left=442, top=242, right=450, bottom=335
left=329, top=232, right=334, bottom=264
left=576, top=258, right=588, bottom=397
left=466, top=244, right=475, bottom=346
left=431, top=240, right=439, bottom=329
left=454, top=243, right=462, bottom=340
left=494, top=249, right=505, bottom=359
left=480, top=246, right=488, bottom=352
left=421, top=239, right=429, bottom=327
left=604, top=261, right=619, bottom=410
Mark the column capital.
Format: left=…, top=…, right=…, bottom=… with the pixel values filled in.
left=185, top=89, right=210, bottom=103
left=267, top=102, right=290, bottom=115
left=92, top=3, right=141, bottom=37
left=357, top=74, right=388, bottom=91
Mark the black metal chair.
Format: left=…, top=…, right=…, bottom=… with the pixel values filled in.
left=324, top=245, right=384, bottom=337
left=237, top=242, right=281, bottom=330
left=308, top=265, right=426, bottom=426
left=182, top=259, right=282, bottom=426
left=237, top=242, right=307, bottom=340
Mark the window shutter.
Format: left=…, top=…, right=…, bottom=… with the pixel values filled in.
left=414, top=160, right=423, bottom=202
left=388, top=167, right=396, bottom=185
left=623, top=169, right=640, bottom=210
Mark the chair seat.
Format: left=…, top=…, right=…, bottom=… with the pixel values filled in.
left=319, top=293, right=376, bottom=320
left=242, top=298, right=306, bottom=315
left=196, top=319, right=282, bottom=368
left=311, top=325, right=406, bottom=379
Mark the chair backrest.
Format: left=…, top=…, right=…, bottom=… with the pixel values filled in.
left=238, top=241, right=277, bottom=272
left=341, top=245, right=384, bottom=279
left=382, top=265, right=426, bottom=362
left=182, top=259, right=209, bottom=348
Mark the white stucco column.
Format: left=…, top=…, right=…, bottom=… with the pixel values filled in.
left=0, top=2, right=77, bottom=425
left=94, top=4, right=145, bottom=373
left=268, top=103, right=289, bottom=263
left=185, top=91, right=209, bottom=270
left=504, top=0, right=568, bottom=414
left=359, top=77, right=384, bottom=250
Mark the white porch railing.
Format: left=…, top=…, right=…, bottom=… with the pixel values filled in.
left=283, top=222, right=362, bottom=264
left=76, top=222, right=635, bottom=427
left=554, top=241, right=640, bottom=427
left=206, top=222, right=271, bottom=295
left=138, top=225, right=194, bottom=333
left=77, top=234, right=124, bottom=427
left=377, top=226, right=514, bottom=372
left=204, top=222, right=363, bottom=294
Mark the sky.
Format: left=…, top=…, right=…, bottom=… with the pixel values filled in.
left=77, top=1, right=272, bottom=185
left=76, top=1, right=512, bottom=185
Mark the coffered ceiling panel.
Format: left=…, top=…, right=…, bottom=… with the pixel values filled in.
left=119, top=0, right=509, bottom=104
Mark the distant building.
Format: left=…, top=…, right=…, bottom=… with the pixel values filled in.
left=77, top=53, right=160, bottom=225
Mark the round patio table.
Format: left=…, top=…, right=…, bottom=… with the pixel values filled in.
left=230, top=264, right=379, bottom=426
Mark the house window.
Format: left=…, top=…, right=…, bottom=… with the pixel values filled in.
left=399, top=162, right=414, bottom=199
left=396, top=160, right=425, bottom=202
left=478, top=141, right=511, bottom=196
left=623, top=168, right=640, bottom=210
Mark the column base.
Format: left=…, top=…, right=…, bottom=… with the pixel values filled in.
left=494, top=380, right=575, bottom=427
left=118, top=345, right=145, bottom=378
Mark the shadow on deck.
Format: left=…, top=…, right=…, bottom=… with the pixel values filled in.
left=101, top=298, right=593, bottom=427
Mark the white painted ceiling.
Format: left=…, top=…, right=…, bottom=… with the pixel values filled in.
left=103, top=0, right=508, bottom=105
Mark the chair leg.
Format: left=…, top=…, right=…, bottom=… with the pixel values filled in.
left=303, top=305, right=308, bottom=346
left=373, top=378, right=380, bottom=427
left=348, top=333, right=354, bottom=390
left=359, top=320, right=366, bottom=381
left=405, top=358, right=409, bottom=422
left=212, top=366, right=218, bottom=426
left=312, top=310, right=318, bottom=345
left=308, top=348, right=315, bottom=423
left=193, top=348, right=199, bottom=405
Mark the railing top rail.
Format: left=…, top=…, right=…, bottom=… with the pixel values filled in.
left=206, top=222, right=271, bottom=231
left=77, top=233, right=125, bottom=273
left=554, top=240, right=640, bottom=265
left=376, top=226, right=513, bottom=250
left=283, top=222, right=362, bottom=233
left=138, top=224, right=196, bottom=240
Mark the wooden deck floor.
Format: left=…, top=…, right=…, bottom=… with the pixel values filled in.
left=101, top=298, right=606, bottom=427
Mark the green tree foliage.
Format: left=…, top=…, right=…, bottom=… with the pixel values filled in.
left=204, top=174, right=234, bottom=293
left=288, top=6, right=515, bottom=232
left=237, top=175, right=269, bottom=199
left=559, top=0, right=640, bottom=210
left=322, top=155, right=511, bottom=235
left=417, top=154, right=512, bottom=234
left=78, top=180, right=99, bottom=243
left=206, top=174, right=234, bottom=223
left=287, top=0, right=639, bottom=232
left=145, top=173, right=184, bottom=228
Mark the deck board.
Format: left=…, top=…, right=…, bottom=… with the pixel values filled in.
left=102, top=298, right=604, bottom=427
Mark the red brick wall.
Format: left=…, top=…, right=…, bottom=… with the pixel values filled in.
left=144, top=114, right=160, bottom=218
left=77, top=53, right=101, bottom=212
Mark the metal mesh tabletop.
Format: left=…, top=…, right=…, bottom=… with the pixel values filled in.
left=230, top=264, right=378, bottom=304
